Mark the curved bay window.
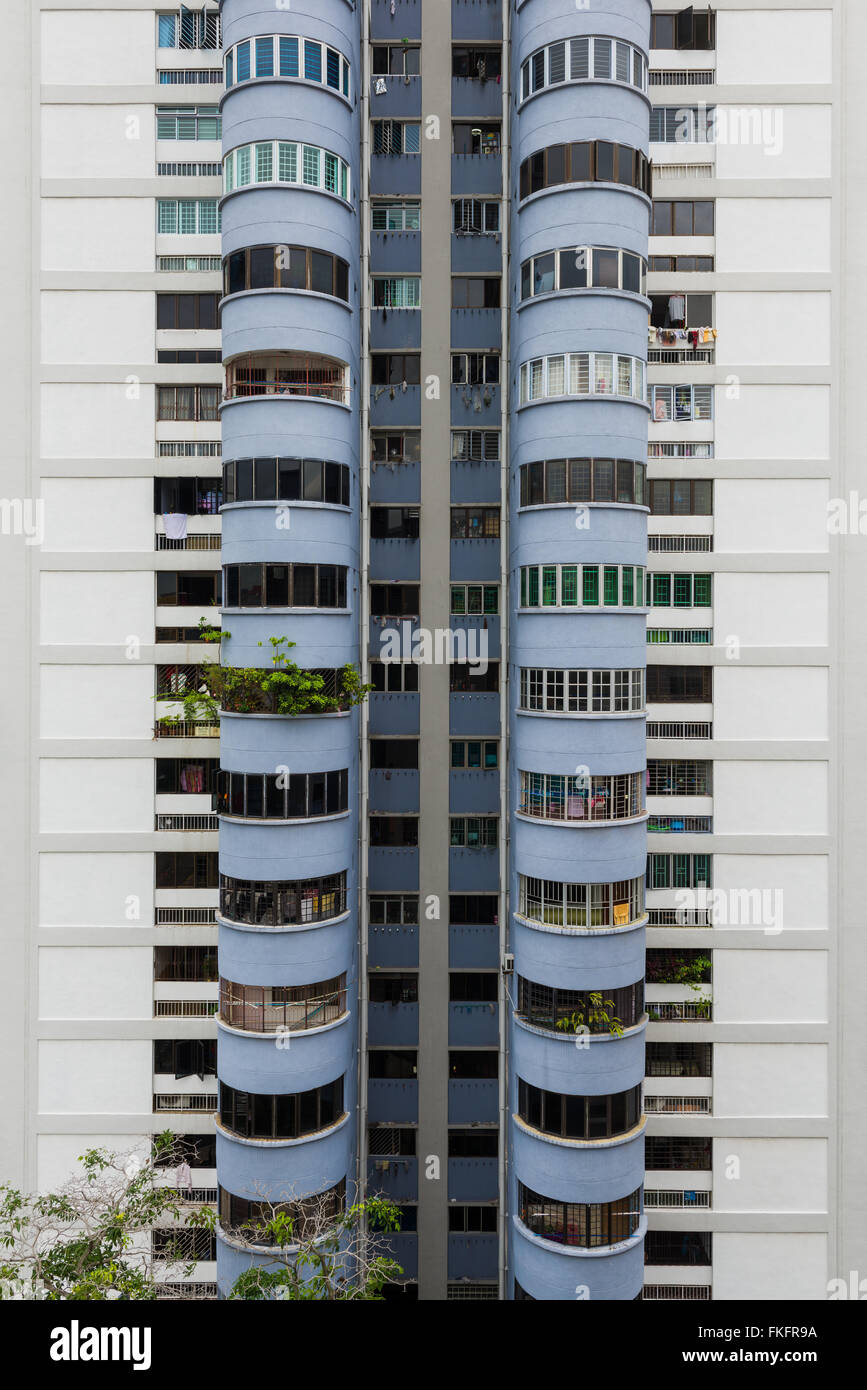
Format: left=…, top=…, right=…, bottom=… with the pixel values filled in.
left=223, top=246, right=350, bottom=302
left=219, top=1179, right=346, bottom=1245
left=520, top=37, right=648, bottom=101
left=223, top=563, right=348, bottom=609
left=521, top=247, right=647, bottom=300
left=223, top=141, right=350, bottom=201
left=519, top=771, right=644, bottom=823
left=519, top=564, right=645, bottom=610
left=519, top=352, right=647, bottom=406
left=219, top=1078, right=345, bottom=1140
left=217, top=769, right=348, bottom=820
left=219, top=871, right=347, bottom=926
left=519, top=142, right=652, bottom=201
left=518, top=874, right=644, bottom=929
left=517, top=977, right=644, bottom=1033
left=224, top=35, right=351, bottom=97
left=518, top=1182, right=642, bottom=1248
left=223, top=457, right=350, bottom=506
left=517, top=1079, right=642, bottom=1140
left=520, top=668, right=644, bottom=714
left=220, top=974, right=347, bottom=1032
left=224, top=353, right=349, bottom=404
left=520, top=457, right=646, bottom=507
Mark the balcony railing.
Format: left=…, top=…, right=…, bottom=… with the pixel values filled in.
left=647, top=816, right=713, bottom=834
left=652, top=162, right=714, bottom=178
left=647, top=629, right=713, bottom=646
left=647, top=908, right=712, bottom=927
left=154, top=721, right=220, bottom=739
left=155, top=907, right=217, bottom=925
left=647, top=723, right=713, bottom=741
left=224, top=356, right=350, bottom=405
left=645, top=1190, right=712, bottom=1209
left=156, top=534, right=221, bottom=551
left=155, top=813, right=219, bottom=832
left=644, top=1096, right=712, bottom=1114
left=154, top=1000, right=218, bottom=1018
left=642, top=1284, right=711, bottom=1301
left=649, top=70, right=715, bottom=86
left=219, top=980, right=347, bottom=1034
left=647, top=1002, right=711, bottom=1022
left=153, top=1094, right=217, bottom=1113
left=648, top=535, right=713, bottom=553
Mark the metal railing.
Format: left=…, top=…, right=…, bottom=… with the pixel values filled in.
left=647, top=442, right=714, bottom=459
left=154, top=1000, right=218, bottom=1018
left=652, top=162, right=714, bottom=179
left=155, top=813, right=219, bottom=832
left=645, top=1190, right=712, bottom=1209
left=154, top=721, right=219, bottom=739
left=648, top=535, right=713, bottom=553
left=224, top=365, right=349, bottom=405
left=153, top=1094, right=217, bottom=1113
left=647, top=908, right=712, bottom=927
left=647, top=1002, right=712, bottom=1022
left=647, top=629, right=713, bottom=645
left=647, top=816, right=713, bottom=834
left=219, top=981, right=347, bottom=1034
left=155, top=907, right=217, bottom=925
left=649, top=70, right=715, bottom=86
left=647, top=723, right=713, bottom=741
left=642, top=1284, right=711, bottom=1301
left=644, top=1096, right=712, bottom=1114
left=156, top=534, right=221, bottom=551
left=648, top=347, right=715, bottom=365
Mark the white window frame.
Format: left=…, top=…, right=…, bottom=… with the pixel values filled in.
left=156, top=199, right=221, bottom=235
left=519, top=563, right=646, bottom=611
left=521, top=246, right=647, bottom=300
left=519, top=352, right=646, bottom=405
left=372, top=201, right=421, bottom=231
left=519, top=667, right=645, bottom=714
left=224, top=34, right=350, bottom=99
left=372, top=276, right=421, bottom=309
left=453, top=199, right=501, bottom=234
left=223, top=142, right=351, bottom=202
left=520, top=36, right=648, bottom=102
left=649, top=383, right=713, bottom=422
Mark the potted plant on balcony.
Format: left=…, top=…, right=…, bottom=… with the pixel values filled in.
left=554, top=992, right=624, bottom=1038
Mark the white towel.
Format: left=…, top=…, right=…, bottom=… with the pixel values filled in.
left=163, top=512, right=188, bottom=540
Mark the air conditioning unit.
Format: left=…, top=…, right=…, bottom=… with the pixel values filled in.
left=502, top=952, right=514, bottom=975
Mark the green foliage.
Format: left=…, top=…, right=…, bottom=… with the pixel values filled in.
left=158, top=636, right=372, bottom=725
left=554, top=992, right=624, bottom=1038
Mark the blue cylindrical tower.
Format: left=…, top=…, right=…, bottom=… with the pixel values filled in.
left=216, top=0, right=361, bottom=1295
left=508, top=0, right=651, bottom=1300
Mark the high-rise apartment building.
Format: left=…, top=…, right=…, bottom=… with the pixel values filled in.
left=2, top=0, right=864, bottom=1304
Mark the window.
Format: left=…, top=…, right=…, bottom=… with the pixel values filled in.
left=370, top=740, right=419, bottom=770
left=223, top=246, right=350, bottom=301
left=223, top=458, right=350, bottom=507
left=157, top=255, right=221, bottom=272
left=153, top=1134, right=216, bottom=1168
left=156, top=106, right=221, bottom=140
left=219, top=1079, right=344, bottom=1139
left=520, top=458, right=646, bottom=507
left=370, top=662, right=419, bottom=693
left=647, top=854, right=712, bottom=890
left=649, top=574, right=712, bottom=608
left=649, top=292, right=713, bottom=329
left=517, top=1080, right=642, bottom=1140
left=646, top=1232, right=712, bottom=1266
left=450, top=663, right=499, bottom=693
left=650, top=384, right=713, bottom=422
left=520, top=37, right=647, bottom=100
left=224, top=354, right=347, bottom=403
left=156, top=349, right=221, bottom=364
left=370, top=507, right=420, bottom=539
left=520, top=142, right=651, bottom=199
left=450, top=585, right=499, bottom=615
left=651, top=11, right=716, bottom=51
left=154, top=946, right=217, bottom=983
left=451, top=741, right=498, bottom=770
left=370, top=584, right=419, bottom=617
left=371, top=354, right=421, bottom=385
left=153, top=1227, right=217, bottom=1261
left=369, top=895, right=419, bottom=926
left=452, top=45, right=502, bottom=80
left=519, top=353, right=646, bottom=405
left=372, top=201, right=420, bottom=231
left=649, top=255, right=715, bottom=273
left=372, top=43, right=420, bottom=76
left=156, top=852, right=218, bottom=889
left=372, top=277, right=421, bottom=308
left=220, top=872, right=347, bottom=927
left=225, top=35, right=350, bottom=96
left=519, top=564, right=645, bottom=610
left=222, top=564, right=348, bottom=610
left=518, top=874, right=644, bottom=929
left=368, top=1051, right=416, bottom=1079
left=448, top=1206, right=497, bottom=1232
left=156, top=293, right=220, bottom=330
left=220, top=1181, right=345, bottom=1244
left=450, top=507, right=500, bottom=539
left=519, top=771, right=644, bottom=823
left=371, top=431, right=421, bottom=464
left=155, top=758, right=218, bottom=796
left=450, top=1051, right=498, bottom=1079
left=369, top=972, right=418, bottom=1004
left=652, top=200, right=714, bottom=235
left=156, top=571, right=220, bottom=606
left=154, top=1039, right=216, bottom=1077
left=451, top=278, right=501, bottom=309
left=646, top=949, right=712, bottom=985
left=224, top=142, right=350, bottom=201
left=369, top=817, right=419, bottom=847
left=449, top=817, right=498, bottom=848
left=647, top=665, right=712, bottom=703
left=453, top=200, right=500, bottom=234
left=153, top=476, right=221, bottom=514
left=520, top=668, right=644, bottom=715
left=157, top=199, right=221, bottom=234
left=372, top=121, right=421, bottom=155
left=517, top=977, right=643, bottom=1032
left=649, top=480, right=712, bottom=515
left=158, top=10, right=221, bottom=49
left=647, top=760, right=712, bottom=796
left=217, top=769, right=348, bottom=820
left=449, top=1130, right=498, bottom=1157
left=519, top=1183, right=641, bottom=1248
left=451, top=430, right=500, bottom=462
left=650, top=106, right=715, bottom=143
left=221, top=975, right=347, bottom=1031
left=646, top=1042, right=713, bottom=1079
left=521, top=246, right=647, bottom=300
left=449, top=896, right=497, bottom=925
left=452, top=124, right=501, bottom=156
left=451, top=353, right=500, bottom=385
left=645, top=1136, right=712, bottom=1170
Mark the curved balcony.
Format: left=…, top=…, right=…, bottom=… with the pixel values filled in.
left=219, top=975, right=347, bottom=1034
left=223, top=352, right=350, bottom=407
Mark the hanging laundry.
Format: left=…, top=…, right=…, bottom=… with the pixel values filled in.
left=163, top=512, right=187, bottom=541
left=668, top=293, right=686, bottom=323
